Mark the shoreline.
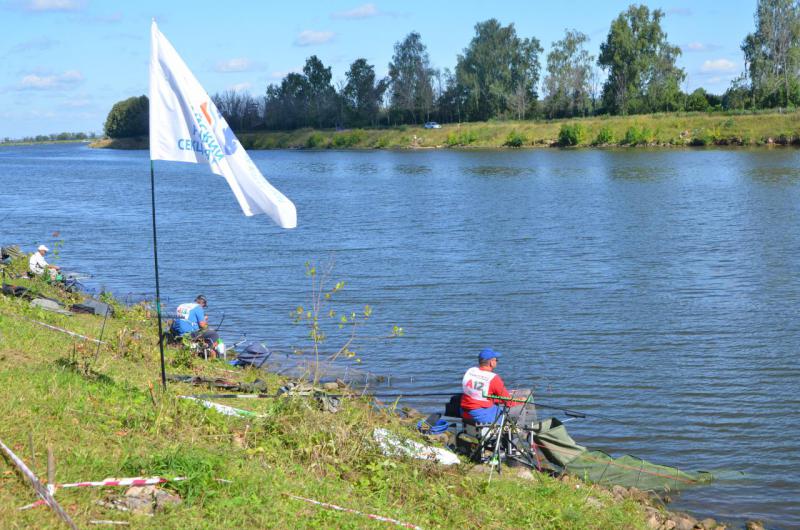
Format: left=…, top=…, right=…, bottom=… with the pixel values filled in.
left=0, top=251, right=773, bottom=528
left=90, top=110, right=800, bottom=151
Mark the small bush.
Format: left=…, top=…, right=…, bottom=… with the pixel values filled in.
left=504, top=130, right=526, bottom=148
left=558, top=123, right=586, bottom=146
left=689, top=127, right=721, bottom=146
left=593, top=126, right=614, bottom=145
left=332, top=130, right=365, bottom=148
left=445, top=130, right=478, bottom=147
left=305, top=132, right=326, bottom=148
left=622, top=126, right=652, bottom=146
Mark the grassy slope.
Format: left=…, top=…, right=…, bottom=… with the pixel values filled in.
left=0, top=267, right=650, bottom=529
left=90, top=111, right=800, bottom=150
left=239, top=111, right=800, bottom=149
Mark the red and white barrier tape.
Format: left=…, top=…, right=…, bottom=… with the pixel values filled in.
left=0, top=437, right=78, bottom=529
left=286, top=494, right=422, bottom=530
left=19, top=476, right=186, bottom=510
left=60, top=476, right=185, bottom=489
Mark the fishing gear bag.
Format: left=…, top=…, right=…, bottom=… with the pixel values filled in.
left=1, top=284, right=29, bottom=298
left=70, top=298, right=114, bottom=316
left=444, top=394, right=462, bottom=417
left=230, top=341, right=271, bottom=369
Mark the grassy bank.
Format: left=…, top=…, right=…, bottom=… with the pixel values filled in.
left=91, top=110, right=800, bottom=151
left=0, top=267, right=650, bottom=528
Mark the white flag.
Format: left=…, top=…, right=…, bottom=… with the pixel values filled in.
left=149, top=21, right=296, bottom=228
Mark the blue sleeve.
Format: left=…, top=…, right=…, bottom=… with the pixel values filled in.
left=192, top=306, right=205, bottom=327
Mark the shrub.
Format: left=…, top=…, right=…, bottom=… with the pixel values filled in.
left=445, top=130, right=478, bottom=147
left=104, top=95, right=149, bottom=138
left=593, top=126, right=614, bottom=145
left=621, top=126, right=652, bottom=146
left=305, top=132, right=326, bottom=148
left=504, top=130, right=526, bottom=148
left=558, top=123, right=585, bottom=146
left=331, top=130, right=365, bottom=148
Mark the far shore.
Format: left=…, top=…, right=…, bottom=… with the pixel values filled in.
left=90, top=110, right=800, bottom=151
left=1, top=139, right=92, bottom=147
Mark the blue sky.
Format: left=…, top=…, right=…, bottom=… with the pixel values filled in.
left=0, top=0, right=756, bottom=138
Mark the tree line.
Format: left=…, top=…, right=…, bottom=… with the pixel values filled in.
left=2, top=131, right=98, bottom=144
left=104, top=1, right=800, bottom=138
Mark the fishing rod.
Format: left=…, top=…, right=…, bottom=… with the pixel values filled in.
left=183, top=389, right=628, bottom=425
left=213, top=311, right=225, bottom=332
left=366, top=391, right=632, bottom=426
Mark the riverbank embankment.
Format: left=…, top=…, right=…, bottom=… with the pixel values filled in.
left=0, top=261, right=656, bottom=529
left=91, top=110, right=800, bottom=151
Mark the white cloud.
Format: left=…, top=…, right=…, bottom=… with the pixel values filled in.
left=332, top=3, right=379, bottom=19
left=227, top=82, right=252, bottom=92
left=22, top=0, right=86, bottom=12
left=269, top=68, right=300, bottom=80
left=294, top=30, right=335, bottom=47
left=214, top=58, right=256, bottom=73
left=682, top=42, right=722, bottom=53
left=18, top=70, right=83, bottom=90
left=701, top=59, right=736, bottom=73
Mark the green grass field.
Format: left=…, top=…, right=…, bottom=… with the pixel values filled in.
left=0, top=264, right=650, bottom=529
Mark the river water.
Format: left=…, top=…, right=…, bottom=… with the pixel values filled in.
left=2, top=143, right=799, bottom=527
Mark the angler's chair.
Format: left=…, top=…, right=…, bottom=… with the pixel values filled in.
left=449, top=394, right=542, bottom=474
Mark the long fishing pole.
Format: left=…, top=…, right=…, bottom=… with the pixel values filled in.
left=213, top=311, right=225, bottom=332
left=366, top=391, right=632, bottom=426
left=183, top=389, right=629, bottom=425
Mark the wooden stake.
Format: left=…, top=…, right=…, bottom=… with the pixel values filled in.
left=27, top=432, right=36, bottom=470
left=47, top=446, right=55, bottom=491
left=148, top=381, right=157, bottom=408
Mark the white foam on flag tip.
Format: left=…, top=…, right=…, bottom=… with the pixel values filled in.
left=149, top=20, right=296, bottom=228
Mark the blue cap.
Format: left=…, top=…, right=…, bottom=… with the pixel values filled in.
left=478, top=348, right=501, bottom=361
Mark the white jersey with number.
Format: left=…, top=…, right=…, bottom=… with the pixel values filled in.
left=461, top=366, right=497, bottom=408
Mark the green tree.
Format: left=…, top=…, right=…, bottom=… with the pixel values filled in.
left=212, top=90, right=262, bottom=131
left=104, top=95, right=149, bottom=138
left=686, top=88, right=711, bottom=111
left=303, top=55, right=337, bottom=128
left=264, top=73, right=310, bottom=130
left=742, top=0, right=800, bottom=108
left=544, top=29, right=594, bottom=118
left=342, top=58, right=388, bottom=127
left=388, top=32, right=436, bottom=124
left=455, top=19, right=542, bottom=120
left=723, top=74, right=752, bottom=110
left=598, top=5, right=685, bottom=114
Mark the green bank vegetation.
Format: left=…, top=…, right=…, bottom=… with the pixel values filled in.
left=232, top=111, right=800, bottom=150
left=0, top=259, right=649, bottom=529
left=93, top=110, right=800, bottom=150
left=1, top=132, right=98, bottom=146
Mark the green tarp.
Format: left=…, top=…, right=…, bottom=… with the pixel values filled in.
left=532, top=418, right=713, bottom=491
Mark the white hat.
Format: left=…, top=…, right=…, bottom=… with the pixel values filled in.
left=38, top=245, right=49, bottom=252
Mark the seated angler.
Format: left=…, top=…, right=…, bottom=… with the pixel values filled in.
left=461, top=348, right=524, bottom=424
left=170, top=295, right=222, bottom=356
left=28, top=244, right=61, bottom=280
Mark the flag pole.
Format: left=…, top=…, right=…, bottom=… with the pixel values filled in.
left=150, top=159, right=167, bottom=389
